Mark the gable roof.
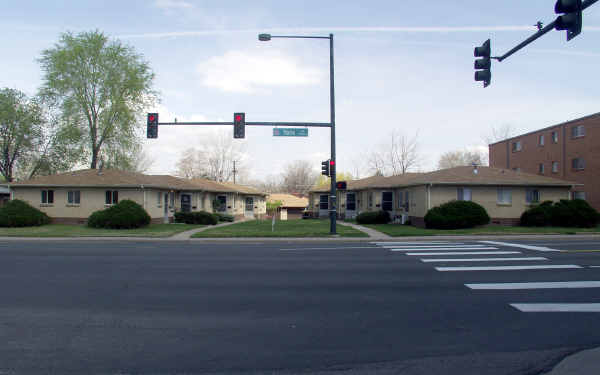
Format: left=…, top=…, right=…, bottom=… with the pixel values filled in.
left=309, top=166, right=576, bottom=193
left=9, top=169, right=266, bottom=194
left=267, top=193, right=309, bottom=208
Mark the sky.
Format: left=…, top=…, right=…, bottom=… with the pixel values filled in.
left=2, top=0, right=600, bottom=182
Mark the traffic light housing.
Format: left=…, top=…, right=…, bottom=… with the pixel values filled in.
left=147, top=113, right=158, bottom=138
left=474, top=39, right=491, bottom=88
left=336, top=181, right=347, bottom=190
left=233, top=112, right=245, bottom=139
left=321, top=160, right=330, bottom=177
left=555, top=0, right=582, bottom=41
left=329, top=159, right=335, bottom=177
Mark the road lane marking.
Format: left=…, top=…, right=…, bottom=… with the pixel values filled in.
left=560, top=250, right=600, bottom=253
left=422, top=257, right=547, bottom=263
left=407, top=251, right=521, bottom=256
left=510, top=303, right=600, bottom=312
left=478, top=241, right=560, bottom=252
left=372, top=241, right=453, bottom=245
left=383, top=245, right=485, bottom=249
left=591, top=266, right=600, bottom=268
left=466, top=281, right=600, bottom=289
left=435, top=265, right=581, bottom=272
left=389, top=247, right=499, bottom=251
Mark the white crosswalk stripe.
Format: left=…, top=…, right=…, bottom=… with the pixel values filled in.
left=510, top=303, right=600, bottom=312
left=422, top=257, right=547, bottom=263
left=389, top=247, right=499, bottom=251
left=408, top=251, right=521, bottom=256
left=466, top=281, right=600, bottom=289
left=435, top=265, right=582, bottom=272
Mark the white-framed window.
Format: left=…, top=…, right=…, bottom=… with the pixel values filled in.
left=216, top=195, right=227, bottom=212
left=457, top=187, right=472, bottom=201
left=526, top=189, right=540, bottom=204
left=368, top=192, right=373, bottom=208
left=41, top=190, right=54, bottom=204
left=512, top=141, right=522, bottom=152
left=552, top=161, right=559, bottom=173
left=538, top=163, right=545, bottom=174
left=169, top=192, right=175, bottom=207
left=67, top=190, right=80, bottom=204
left=319, top=194, right=328, bottom=210
left=552, top=131, right=559, bottom=143
left=157, top=192, right=162, bottom=206
left=539, top=134, right=544, bottom=146
left=571, top=125, right=585, bottom=138
left=105, top=190, right=118, bottom=205
left=397, top=191, right=404, bottom=209
left=497, top=188, right=512, bottom=204
left=572, top=158, right=585, bottom=170
left=404, top=191, right=410, bottom=212
left=573, top=191, right=586, bottom=200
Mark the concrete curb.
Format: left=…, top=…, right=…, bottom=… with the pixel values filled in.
left=543, top=347, right=600, bottom=375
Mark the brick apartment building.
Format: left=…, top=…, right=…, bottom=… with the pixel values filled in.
left=489, top=112, right=600, bottom=211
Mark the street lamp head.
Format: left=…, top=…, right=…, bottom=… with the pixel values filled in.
left=258, top=33, right=271, bottom=41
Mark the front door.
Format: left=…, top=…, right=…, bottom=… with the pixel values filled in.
left=245, top=197, right=254, bottom=218
left=382, top=192, right=393, bottom=212
left=181, top=194, right=191, bottom=213
left=319, top=194, right=329, bottom=218
left=346, top=192, right=357, bottom=219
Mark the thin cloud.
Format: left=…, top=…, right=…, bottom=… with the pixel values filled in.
left=154, top=0, right=194, bottom=10
left=197, top=50, right=322, bottom=93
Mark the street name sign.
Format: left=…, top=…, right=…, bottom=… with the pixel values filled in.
left=273, top=128, right=308, bottom=137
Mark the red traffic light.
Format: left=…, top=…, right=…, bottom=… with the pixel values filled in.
left=329, top=160, right=335, bottom=166
left=148, top=114, right=155, bottom=122
left=235, top=114, right=242, bottom=122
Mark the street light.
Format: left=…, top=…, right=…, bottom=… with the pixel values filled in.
left=259, top=32, right=337, bottom=235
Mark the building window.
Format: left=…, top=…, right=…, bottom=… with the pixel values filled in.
left=404, top=191, right=410, bottom=212
left=169, top=192, right=175, bottom=207
left=573, top=191, right=586, bottom=200
left=571, top=125, right=585, bottom=138
left=67, top=190, right=80, bottom=204
left=216, top=195, right=227, bottom=212
left=526, top=189, right=540, bottom=204
left=319, top=194, right=328, bottom=210
left=346, top=193, right=356, bottom=211
left=551, top=131, right=559, bottom=143
left=539, top=134, right=544, bottom=146
left=368, top=192, right=373, bottom=208
left=497, top=188, right=512, bottom=205
left=511, top=141, right=522, bottom=152
left=538, top=163, right=545, bottom=174
left=157, top=192, right=162, bottom=206
left=552, top=161, right=559, bottom=173
left=41, top=190, right=54, bottom=204
left=105, top=190, right=118, bottom=205
left=572, top=158, right=585, bottom=170
left=457, top=187, right=472, bottom=201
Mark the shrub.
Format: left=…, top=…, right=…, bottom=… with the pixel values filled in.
left=424, top=200, right=490, bottom=229
left=174, top=211, right=218, bottom=225
left=215, top=213, right=235, bottom=222
left=0, top=199, right=51, bottom=227
left=520, top=199, right=599, bottom=228
left=356, top=210, right=391, bottom=224
left=87, top=200, right=151, bottom=229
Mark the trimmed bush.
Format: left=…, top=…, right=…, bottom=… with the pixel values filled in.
left=424, top=200, right=490, bottom=229
left=356, top=210, right=391, bottom=224
left=0, top=199, right=51, bottom=227
left=174, top=211, right=218, bottom=225
left=87, top=200, right=151, bottom=229
left=215, top=213, right=235, bottom=222
left=522, top=199, right=599, bottom=228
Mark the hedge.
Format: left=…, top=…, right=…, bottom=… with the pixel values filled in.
left=0, top=199, right=51, bottom=227
left=174, top=211, right=219, bottom=225
left=356, top=210, right=391, bottom=224
left=424, top=200, right=490, bottom=229
left=87, top=200, right=151, bottom=229
left=215, top=213, right=235, bottom=222
left=521, top=199, right=599, bottom=228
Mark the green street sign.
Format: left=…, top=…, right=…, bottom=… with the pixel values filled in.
left=273, top=128, right=308, bottom=137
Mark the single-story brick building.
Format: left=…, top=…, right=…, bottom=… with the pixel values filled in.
left=7, top=169, right=266, bottom=224
left=308, top=166, right=578, bottom=227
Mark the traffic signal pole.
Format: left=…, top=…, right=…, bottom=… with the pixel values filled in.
left=493, top=0, right=598, bottom=62
left=329, top=34, right=337, bottom=235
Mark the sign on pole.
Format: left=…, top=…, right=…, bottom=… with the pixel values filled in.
left=273, top=128, right=308, bottom=137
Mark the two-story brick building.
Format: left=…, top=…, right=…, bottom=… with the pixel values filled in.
left=489, top=112, right=600, bottom=211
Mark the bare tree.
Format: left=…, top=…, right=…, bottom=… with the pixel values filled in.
left=437, top=149, right=488, bottom=169
left=367, top=130, right=421, bottom=176
left=172, top=131, right=246, bottom=182
left=280, top=160, right=318, bottom=196
left=483, top=124, right=519, bottom=145
left=246, top=175, right=283, bottom=194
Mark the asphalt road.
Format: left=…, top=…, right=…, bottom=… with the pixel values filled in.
left=0, top=238, right=599, bottom=374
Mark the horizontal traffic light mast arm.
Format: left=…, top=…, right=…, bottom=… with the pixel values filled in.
left=494, top=0, right=598, bottom=62
left=157, top=121, right=332, bottom=127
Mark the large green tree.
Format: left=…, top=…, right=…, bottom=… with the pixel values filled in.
left=38, top=30, right=157, bottom=169
left=0, top=88, right=83, bottom=181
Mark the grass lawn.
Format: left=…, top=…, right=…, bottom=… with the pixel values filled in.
left=0, top=224, right=205, bottom=238
left=362, top=224, right=600, bottom=237
left=193, top=219, right=368, bottom=238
